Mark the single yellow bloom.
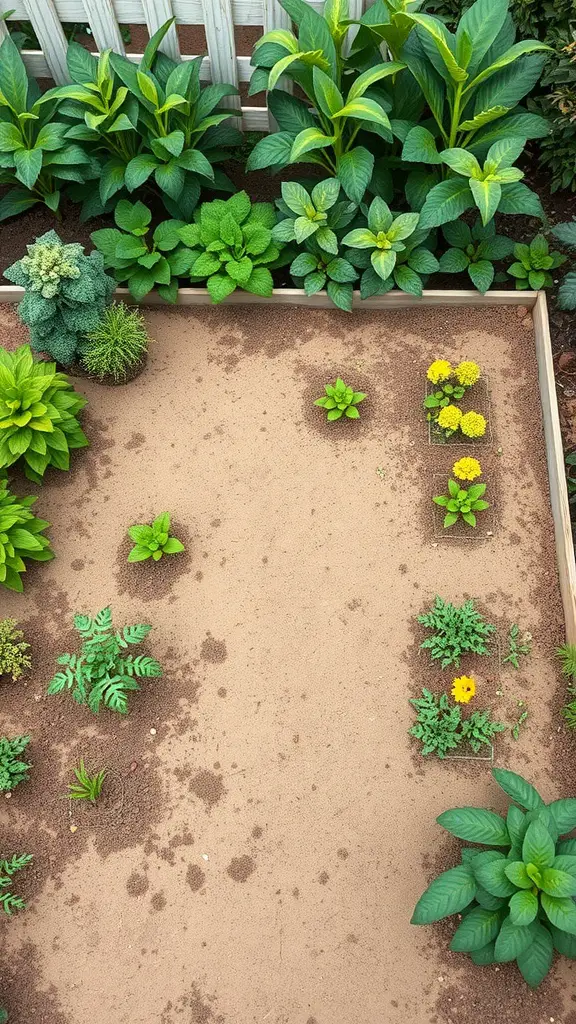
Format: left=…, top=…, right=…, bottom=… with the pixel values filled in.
left=453, top=456, right=482, bottom=481
left=454, top=360, right=481, bottom=387
left=427, top=359, right=452, bottom=384
left=460, top=411, right=487, bottom=438
left=437, top=404, right=462, bottom=431
left=452, top=676, right=476, bottom=704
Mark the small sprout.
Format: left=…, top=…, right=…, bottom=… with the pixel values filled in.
left=128, top=512, right=185, bottom=563
left=502, top=624, right=532, bottom=669
left=67, top=759, right=106, bottom=805
left=314, top=378, right=366, bottom=421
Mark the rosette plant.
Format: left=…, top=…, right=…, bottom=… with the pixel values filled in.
left=0, top=346, right=88, bottom=483
left=433, top=478, right=490, bottom=528
left=314, top=378, right=366, bottom=421
left=272, top=179, right=357, bottom=255
left=0, top=480, right=54, bottom=592
left=439, top=218, right=514, bottom=292
left=506, top=235, right=566, bottom=290
left=412, top=768, right=576, bottom=988
left=39, top=19, right=241, bottom=221
left=342, top=197, right=421, bottom=288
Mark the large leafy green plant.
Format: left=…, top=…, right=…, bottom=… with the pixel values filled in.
left=0, top=480, right=53, bottom=592
left=91, top=200, right=191, bottom=303
left=246, top=0, right=405, bottom=203
left=40, top=20, right=241, bottom=221
left=47, top=606, right=162, bottom=715
left=439, top=218, right=514, bottom=292
left=178, top=192, right=288, bottom=303
left=4, top=230, right=115, bottom=364
left=412, top=768, right=576, bottom=988
left=0, top=345, right=88, bottom=483
left=396, top=0, right=550, bottom=225
left=0, top=35, right=96, bottom=221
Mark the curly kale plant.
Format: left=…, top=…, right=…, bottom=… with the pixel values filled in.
left=179, top=191, right=287, bottom=303
left=0, top=481, right=54, bottom=592
left=0, top=345, right=88, bottom=483
left=439, top=219, right=514, bottom=293
left=0, top=736, right=31, bottom=791
left=47, top=606, right=162, bottom=715
left=507, top=235, right=566, bottom=291
left=4, top=231, right=114, bottom=364
left=0, top=853, right=33, bottom=915
left=128, top=512, right=184, bottom=562
left=314, top=378, right=366, bottom=421
left=418, top=596, right=495, bottom=668
left=0, top=619, right=31, bottom=681
left=412, top=768, right=576, bottom=988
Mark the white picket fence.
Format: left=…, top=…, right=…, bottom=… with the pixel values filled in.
left=0, top=0, right=366, bottom=129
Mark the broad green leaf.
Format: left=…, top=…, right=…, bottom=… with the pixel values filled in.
left=411, top=864, right=476, bottom=925
left=0, top=36, right=28, bottom=114
left=269, top=50, right=327, bottom=92
left=484, top=137, right=525, bottom=172
left=402, top=126, right=442, bottom=165
left=541, top=893, right=576, bottom=935
left=368, top=196, right=393, bottom=233
left=464, top=40, right=553, bottom=94
left=456, top=0, right=509, bottom=75
left=387, top=212, right=420, bottom=241
left=342, top=228, right=377, bottom=249
left=516, top=923, right=554, bottom=988
left=458, top=106, right=509, bottom=132
left=504, top=861, right=533, bottom=889
left=450, top=906, right=502, bottom=952
left=437, top=807, right=510, bottom=846
left=550, top=923, right=576, bottom=958
left=347, top=62, right=406, bottom=102
left=13, top=148, right=42, bottom=189
left=439, top=248, right=469, bottom=273
left=473, top=851, right=517, bottom=897
left=115, top=199, right=152, bottom=234
left=408, top=13, right=467, bottom=82
left=136, top=70, right=158, bottom=106
left=407, top=247, right=439, bottom=275
left=281, top=180, right=313, bottom=216
left=494, top=915, right=535, bottom=962
left=558, top=272, right=576, bottom=311
left=177, top=149, right=215, bottom=180
left=332, top=98, right=391, bottom=130
left=522, top=822, right=555, bottom=871
left=440, top=147, right=482, bottom=177
left=468, top=259, right=494, bottom=293
left=326, top=279, right=354, bottom=312
left=394, top=264, right=423, bottom=296
left=548, top=799, right=576, bottom=835
left=246, top=131, right=294, bottom=171
left=290, top=127, right=335, bottom=162
left=552, top=855, right=576, bottom=878
left=312, top=66, right=343, bottom=118
left=509, top=890, right=538, bottom=927
left=371, top=248, right=396, bottom=281
left=125, top=154, right=159, bottom=191
left=267, top=90, right=318, bottom=135
left=470, top=941, right=496, bottom=965
left=469, top=178, right=501, bottom=226
left=419, top=178, right=474, bottom=229
left=311, top=177, right=340, bottom=212
left=254, top=29, right=298, bottom=54
left=336, top=147, right=374, bottom=204
left=540, top=868, right=576, bottom=898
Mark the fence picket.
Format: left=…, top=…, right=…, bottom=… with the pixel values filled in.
left=20, top=0, right=68, bottom=83
left=200, top=0, right=240, bottom=111
left=141, top=0, right=181, bottom=61
left=82, top=0, right=126, bottom=54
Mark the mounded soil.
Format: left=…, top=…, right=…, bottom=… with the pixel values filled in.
left=0, top=302, right=575, bottom=1024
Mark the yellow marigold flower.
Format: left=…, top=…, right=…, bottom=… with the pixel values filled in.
left=460, top=410, right=487, bottom=438
left=437, top=404, right=462, bottom=431
left=427, top=359, right=452, bottom=384
left=454, top=360, right=481, bottom=387
left=451, top=676, right=476, bottom=704
left=452, top=457, right=482, bottom=481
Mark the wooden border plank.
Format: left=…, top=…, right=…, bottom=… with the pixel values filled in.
left=1, top=0, right=326, bottom=25
left=82, top=0, right=126, bottom=54
left=532, top=291, right=576, bottom=643
left=20, top=0, right=69, bottom=82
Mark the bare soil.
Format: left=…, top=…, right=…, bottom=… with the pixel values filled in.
left=0, top=303, right=575, bottom=1024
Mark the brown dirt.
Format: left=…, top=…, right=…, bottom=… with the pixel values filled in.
left=0, top=303, right=574, bottom=1023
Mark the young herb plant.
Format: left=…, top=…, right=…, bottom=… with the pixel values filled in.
left=419, top=597, right=495, bottom=669
left=314, top=378, right=366, bottom=421
left=81, top=302, right=149, bottom=383
left=289, top=242, right=358, bottom=311
left=47, top=606, right=162, bottom=715
left=439, top=219, right=514, bottom=293
left=0, top=854, right=33, bottom=915
left=510, top=701, right=529, bottom=740
left=67, top=759, right=106, bottom=804
left=0, top=620, right=31, bottom=681
left=0, top=736, right=31, bottom=791
left=412, top=768, right=576, bottom=988
left=342, top=197, right=421, bottom=289
left=507, top=235, right=566, bottom=290
left=0, top=481, right=54, bottom=592
left=503, top=625, right=532, bottom=669
left=272, top=179, right=356, bottom=254
left=460, top=710, right=506, bottom=752
left=128, top=512, right=185, bottom=563
left=409, top=689, right=505, bottom=758
left=433, top=478, right=490, bottom=528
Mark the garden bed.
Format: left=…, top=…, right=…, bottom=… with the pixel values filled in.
left=1, top=300, right=575, bottom=1024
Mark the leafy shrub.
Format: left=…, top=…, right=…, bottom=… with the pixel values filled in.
left=4, top=230, right=115, bottom=364
left=439, top=219, right=514, bottom=293
left=247, top=0, right=404, bottom=202
left=0, top=36, right=96, bottom=221
left=342, top=197, right=421, bottom=290
left=272, top=179, right=356, bottom=253
left=47, top=606, right=162, bottom=715
left=507, top=235, right=566, bottom=289
left=0, top=736, right=31, bottom=791
left=314, top=378, right=366, bottom=421
left=290, top=242, right=358, bottom=311
left=67, top=759, right=106, bottom=804
left=40, top=20, right=242, bottom=221
left=0, top=853, right=33, bottom=915
left=0, top=345, right=88, bottom=483
left=128, top=512, right=184, bottom=562
left=551, top=219, right=576, bottom=310
left=433, top=478, right=490, bottom=528
left=0, top=481, right=54, bottom=592
left=91, top=200, right=190, bottom=303
left=412, top=767, right=576, bottom=988
left=0, top=619, right=31, bottom=681
left=419, top=596, right=495, bottom=668
left=178, top=191, right=287, bottom=303
left=347, top=227, right=439, bottom=299
left=409, top=688, right=505, bottom=757
left=81, top=302, right=149, bottom=383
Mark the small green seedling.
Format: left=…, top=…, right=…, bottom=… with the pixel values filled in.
left=67, top=759, right=106, bottom=804
left=314, top=378, right=366, bottom=421
left=502, top=624, right=532, bottom=669
left=510, top=701, right=529, bottom=740
left=128, top=512, right=185, bottom=563
left=433, top=478, right=489, bottom=528
left=507, top=234, right=566, bottom=290
left=0, top=854, right=32, bottom=915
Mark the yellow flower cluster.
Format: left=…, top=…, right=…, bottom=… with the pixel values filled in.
left=460, top=411, right=487, bottom=438
left=453, top=457, right=482, bottom=481
left=437, top=404, right=462, bottom=431
left=454, top=360, right=481, bottom=387
left=451, top=676, right=476, bottom=704
left=427, top=359, right=452, bottom=384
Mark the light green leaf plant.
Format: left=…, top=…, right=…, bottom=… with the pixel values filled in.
left=128, top=512, right=185, bottom=562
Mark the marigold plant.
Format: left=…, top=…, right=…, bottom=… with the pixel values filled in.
left=453, top=457, right=482, bottom=481
left=460, top=411, right=487, bottom=439
left=427, top=360, right=453, bottom=384
left=454, top=361, right=481, bottom=387
left=451, top=676, right=476, bottom=704
left=437, top=405, right=462, bottom=432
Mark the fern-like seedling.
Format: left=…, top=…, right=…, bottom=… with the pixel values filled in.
left=418, top=596, right=495, bottom=669
left=0, top=853, right=33, bottom=915
left=47, top=606, right=162, bottom=715
left=557, top=643, right=576, bottom=680
left=67, top=759, right=106, bottom=804
left=0, top=735, right=32, bottom=791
